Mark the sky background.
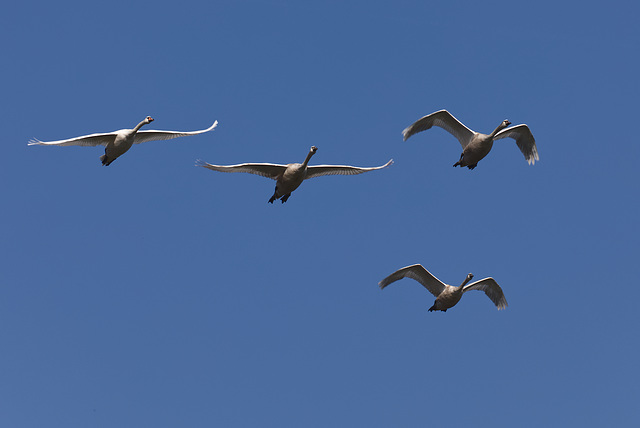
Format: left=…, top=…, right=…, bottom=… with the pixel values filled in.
left=1, top=0, right=639, bottom=426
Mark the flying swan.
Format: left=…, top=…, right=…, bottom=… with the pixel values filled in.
left=29, top=117, right=218, bottom=166
left=197, top=146, right=393, bottom=203
left=402, top=109, right=538, bottom=169
left=379, top=264, right=508, bottom=312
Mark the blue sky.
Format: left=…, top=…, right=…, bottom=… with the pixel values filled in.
left=1, top=0, right=639, bottom=426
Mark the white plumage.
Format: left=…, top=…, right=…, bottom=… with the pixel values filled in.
left=197, top=146, right=393, bottom=203
left=379, top=264, right=508, bottom=312
left=29, top=117, right=218, bottom=165
left=402, top=109, right=538, bottom=169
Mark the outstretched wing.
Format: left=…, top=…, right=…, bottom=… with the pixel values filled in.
left=305, top=159, right=393, bottom=179
left=402, top=109, right=475, bottom=147
left=494, top=124, right=539, bottom=165
left=378, top=264, right=446, bottom=298
left=196, top=159, right=285, bottom=180
left=134, top=120, right=218, bottom=144
left=463, top=277, right=508, bottom=309
left=28, top=132, right=117, bottom=147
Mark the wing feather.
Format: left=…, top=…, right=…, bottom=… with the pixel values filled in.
left=494, top=124, right=539, bottom=165
left=196, top=159, right=285, bottom=180
left=28, top=132, right=117, bottom=147
left=379, top=264, right=446, bottom=297
left=305, top=159, right=393, bottom=179
left=133, top=120, right=218, bottom=144
left=463, top=278, right=508, bottom=309
left=402, top=109, right=475, bottom=148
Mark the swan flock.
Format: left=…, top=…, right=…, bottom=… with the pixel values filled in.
left=29, top=109, right=535, bottom=314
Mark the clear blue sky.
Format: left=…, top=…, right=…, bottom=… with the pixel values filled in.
left=2, top=0, right=639, bottom=426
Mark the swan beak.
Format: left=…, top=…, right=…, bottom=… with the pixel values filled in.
left=148, top=117, right=155, bottom=122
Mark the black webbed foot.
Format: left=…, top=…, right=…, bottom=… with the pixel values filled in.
left=281, top=193, right=291, bottom=203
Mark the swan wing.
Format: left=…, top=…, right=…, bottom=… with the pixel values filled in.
left=28, top=132, right=117, bottom=147
left=196, top=159, right=285, bottom=180
left=378, top=264, right=446, bottom=297
left=402, top=109, right=474, bottom=147
left=305, top=159, right=393, bottom=179
left=494, top=124, right=539, bottom=165
left=133, top=120, right=218, bottom=144
left=463, top=278, right=508, bottom=309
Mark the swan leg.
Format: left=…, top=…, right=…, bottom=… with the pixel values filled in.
left=268, top=186, right=279, bottom=204
left=467, top=164, right=477, bottom=170
left=453, top=153, right=464, bottom=168
left=281, top=193, right=291, bottom=203
left=100, top=153, right=113, bottom=166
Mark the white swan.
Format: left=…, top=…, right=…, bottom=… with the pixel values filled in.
left=197, top=146, right=393, bottom=203
left=379, top=264, right=508, bottom=312
left=402, top=109, right=538, bottom=169
left=29, top=117, right=218, bottom=166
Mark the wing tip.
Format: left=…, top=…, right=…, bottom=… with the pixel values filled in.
left=402, top=127, right=412, bottom=141
left=526, top=151, right=540, bottom=165
left=28, top=139, right=42, bottom=146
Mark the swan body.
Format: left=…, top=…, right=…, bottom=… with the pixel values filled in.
left=379, top=264, right=508, bottom=312
left=29, top=117, right=218, bottom=166
left=402, top=109, right=538, bottom=169
left=197, top=146, right=393, bottom=203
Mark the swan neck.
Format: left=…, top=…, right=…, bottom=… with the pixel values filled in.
left=489, top=124, right=507, bottom=138
left=133, top=120, right=148, bottom=133
left=460, top=276, right=473, bottom=288
left=302, top=150, right=315, bottom=167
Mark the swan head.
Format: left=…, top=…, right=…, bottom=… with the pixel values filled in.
left=310, top=146, right=318, bottom=154
left=145, top=116, right=155, bottom=124
left=501, top=119, right=511, bottom=129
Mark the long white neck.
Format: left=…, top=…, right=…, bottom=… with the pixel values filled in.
left=132, top=119, right=149, bottom=133
left=302, top=149, right=316, bottom=167
left=488, top=123, right=508, bottom=138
